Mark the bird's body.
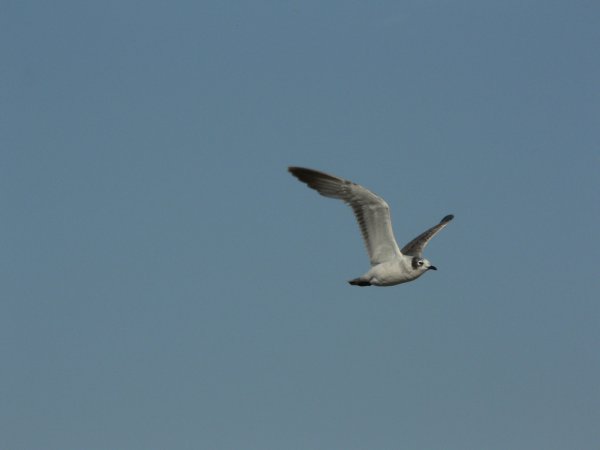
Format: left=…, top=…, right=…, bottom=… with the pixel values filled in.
left=363, top=258, right=436, bottom=286
left=288, top=167, right=454, bottom=287
left=351, top=259, right=417, bottom=287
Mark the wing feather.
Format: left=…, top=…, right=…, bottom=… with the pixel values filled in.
left=400, top=214, right=454, bottom=257
left=289, top=167, right=402, bottom=266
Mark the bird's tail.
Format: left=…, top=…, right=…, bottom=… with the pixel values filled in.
left=348, top=278, right=372, bottom=287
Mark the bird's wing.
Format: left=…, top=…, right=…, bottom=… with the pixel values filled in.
left=289, top=167, right=402, bottom=266
left=400, top=215, right=454, bottom=257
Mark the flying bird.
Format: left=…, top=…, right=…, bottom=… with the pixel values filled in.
left=289, top=167, right=454, bottom=287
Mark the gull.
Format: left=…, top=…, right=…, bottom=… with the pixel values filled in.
left=289, top=167, right=454, bottom=287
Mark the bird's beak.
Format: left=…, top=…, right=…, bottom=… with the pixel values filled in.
left=428, top=266, right=437, bottom=271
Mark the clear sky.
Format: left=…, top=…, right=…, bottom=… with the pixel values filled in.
left=2, top=1, right=599, bottom=449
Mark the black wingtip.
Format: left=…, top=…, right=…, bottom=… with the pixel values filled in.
left=288, top=167, right=341, bottom=186
left=288, top=167, right=306, bottom=183
left=288, top=166, right=313, bottom=180
left=441, top=214, right=454, bottom=224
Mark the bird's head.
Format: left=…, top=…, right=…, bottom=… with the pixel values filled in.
left=411, top=256, right=437, bottom=273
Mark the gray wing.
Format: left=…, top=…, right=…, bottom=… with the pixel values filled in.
left=289, top=167, right=402, bottom=266
left=400, top=215, right=454, bottom=257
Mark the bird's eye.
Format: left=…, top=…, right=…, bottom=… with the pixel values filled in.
left=418, top=260, right=424, bottom=266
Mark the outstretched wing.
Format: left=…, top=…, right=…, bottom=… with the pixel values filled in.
left=400, top=214, right=454, bottom=257
left=289, top=167, right=402, bottom=266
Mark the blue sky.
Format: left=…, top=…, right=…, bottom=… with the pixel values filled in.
left=2, top=1, right=599, bottom=449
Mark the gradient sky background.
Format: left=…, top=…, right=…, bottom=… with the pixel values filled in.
left=2, top=1, right=599, bottom=449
